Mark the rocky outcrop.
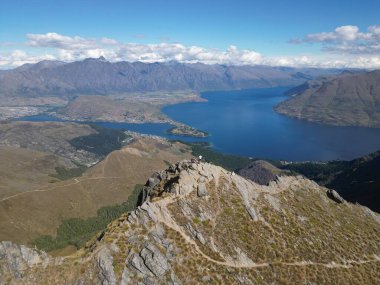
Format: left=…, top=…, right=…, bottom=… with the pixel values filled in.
left=0, top=241, right=54, bottom=280
left=97, top=246, right=117, bottom=285
left=1, top=160, right=380, bottom=284
left=326, top=189, right=345, bottom=203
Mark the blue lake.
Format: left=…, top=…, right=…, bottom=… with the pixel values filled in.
left=17, top=87, right=380, bottom=161
left=163, top=87, right=380, bottom=161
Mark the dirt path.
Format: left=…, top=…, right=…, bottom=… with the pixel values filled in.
left=0, top=176, right=123, bottom=203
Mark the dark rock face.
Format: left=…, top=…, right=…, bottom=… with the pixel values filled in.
left=237, top=160, right=286, bottom=185
left=276, top=70, right=380, bottom=128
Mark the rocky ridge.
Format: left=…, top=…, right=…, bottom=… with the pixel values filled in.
left=1, top=160, right=380, bottom=284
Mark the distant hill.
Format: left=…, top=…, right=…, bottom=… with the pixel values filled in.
left=237, top=160, right=290, bottom=185
left=276, top=70, right=380, bottom=127
left=0, top=58, right=343, bottom=97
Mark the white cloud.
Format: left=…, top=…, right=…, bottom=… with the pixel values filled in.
left=0, top=50, right=56, bottom=67
left=113, top=43, right=262, bottom=65
left=260, top=54, right=380, bottom=69
left=1, top=32, right=380, bottom=69
left=100, top=38, right=119, bottom=45
left=27, top=32, right=96, bottom=49
left=290, top=25, right=380, bottom=54
left=22, top=33, right=263, bottom=65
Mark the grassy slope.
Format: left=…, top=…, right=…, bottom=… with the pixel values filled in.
left=33, top=185, right=143, bottom=251
left=0, top=136, right=191, bottom=245
left=0, top=122, right=128, bottom=199
left=0, top=147, right=71, bottom=199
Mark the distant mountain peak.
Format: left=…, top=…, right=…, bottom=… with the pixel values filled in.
left=83, top=56, right=108, bottom=62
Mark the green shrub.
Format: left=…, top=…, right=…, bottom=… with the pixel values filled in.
left=50, top=165, right=87, bottom=180
left=69, top=125, right=128, bottom=156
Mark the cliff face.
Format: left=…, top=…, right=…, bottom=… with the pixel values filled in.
left=276, top=70, right=380, bottom=128
left=1, top=160, right=380, bottom=284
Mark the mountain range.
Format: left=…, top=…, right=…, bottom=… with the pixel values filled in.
left=0, top=58, right=344, bottom=98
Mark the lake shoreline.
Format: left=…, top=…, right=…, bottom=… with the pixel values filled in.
left=12, top=87, right=380, bottom=162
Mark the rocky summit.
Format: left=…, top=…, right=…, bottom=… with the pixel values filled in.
left=1, top=160, right=380, bottom=284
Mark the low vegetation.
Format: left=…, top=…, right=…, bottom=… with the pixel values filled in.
left=32, top=185, right=143, bottom=251
left=69, top=125, right=128, bottom=156
left=50, top=165, right=87, bottom=181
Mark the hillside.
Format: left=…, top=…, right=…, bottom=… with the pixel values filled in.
left=1, top=160, right=379, bottom=284
left=0, top=121, right=104, bottom=166
left=0, top=130, right=192, bottom=246
left=0, top=58, right=343, bottom=98
left=282, top=150, right=380, bottom=213
left=0, top=146, right=72, bottom=199
left=276, top=70, right=380, bottom=127
left=237, top=160, right=291, bottom=185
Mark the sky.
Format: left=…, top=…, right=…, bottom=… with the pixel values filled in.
left=1, top=0, right=380, bottom=69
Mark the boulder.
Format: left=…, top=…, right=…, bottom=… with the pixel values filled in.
left=140, top=243, right=170, bottom=277
left=197, top=183, right=208, bottom=197
left=327, top=189, right=345, bottom=204
left=97, top=247, right=116, bottom=285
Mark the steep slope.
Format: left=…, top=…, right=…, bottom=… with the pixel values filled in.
left=0, top=58, right=343, bottom=97
left=327, top=150, right=380, bottom=212
left=1, top=160, right=379, bottom=284
left=282, top=150, right=380, bottom=213
left=276, top=70, right=380, bottom=127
